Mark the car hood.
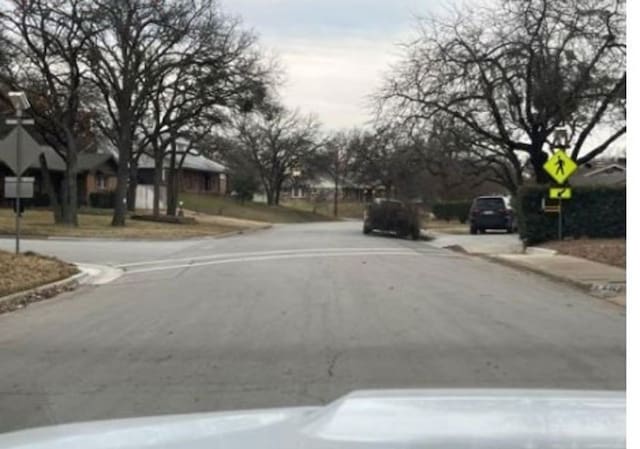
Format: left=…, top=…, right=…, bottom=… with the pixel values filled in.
left=0, top=389, right=625, bottom=449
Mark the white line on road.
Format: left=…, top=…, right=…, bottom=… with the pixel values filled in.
left=116, top=247, right=410, bottom=268
left=123, top=251, right=419, bottom=275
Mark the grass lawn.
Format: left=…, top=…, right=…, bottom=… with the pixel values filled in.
left=0, top=250, right=78, bottom=298
left=0, top=208, right=247, bottom=239
left=541, top=238, right=625, bottom=268
left=180, top=193, right=335, bottom=223
left=282, top=198, right=365, bottom=219
left=423, top=219, right=469, bottom=234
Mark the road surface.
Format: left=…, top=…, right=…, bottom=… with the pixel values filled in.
left=0, top=222, right=625, bottom=433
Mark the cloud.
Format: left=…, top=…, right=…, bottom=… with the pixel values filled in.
left=217, top=0, right=454, bottom=128
left=264, top=36, right=409, bottom=130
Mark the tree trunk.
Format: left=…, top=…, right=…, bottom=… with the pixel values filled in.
left=529, top=138, right=549, bottom=184
left=265, top=186, right=274, bottom=206
left=112, top=111, right=135, bottom=226
left=39, top=154, right=63, bottom=223
left=152, top=148, right=163, bottom=217
left=127, top=159, right=138, bottom=212
left=60, top=146, right=79, bottom=226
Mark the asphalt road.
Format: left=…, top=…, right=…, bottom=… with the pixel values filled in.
left=0, top=222, right=625, bottom=433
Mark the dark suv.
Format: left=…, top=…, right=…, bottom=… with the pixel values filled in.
left=468, top=196, right=517, bottom=234
left=363, top=198, right=421, bottom=240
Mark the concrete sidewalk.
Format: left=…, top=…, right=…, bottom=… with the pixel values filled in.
left=487, top=253, right=626, bottom=307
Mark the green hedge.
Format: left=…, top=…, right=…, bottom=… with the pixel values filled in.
left=89, top=191, right=116, bottom=209
left=518, top=185, right=625, bottom=244
left=432, top=201, right=472, bottom=223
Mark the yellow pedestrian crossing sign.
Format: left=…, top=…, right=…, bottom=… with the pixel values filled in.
left=549, top=187, right=572, bottom=199
left=544, top=149, right=577, bottom=184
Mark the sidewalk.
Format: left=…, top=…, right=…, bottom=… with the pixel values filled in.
left=426, top=231, right=626, bottom=307
left=486, top=253, right=626, bottom=307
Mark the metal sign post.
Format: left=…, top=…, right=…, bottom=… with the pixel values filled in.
left=16, top=111, right=22, bottom=253
left=558, top=199, right=562, bottom=240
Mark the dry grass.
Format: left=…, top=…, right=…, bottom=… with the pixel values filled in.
left=541, top=238, right=626, bottom=268
left=282, top=199, right=365, bottom=219
left=0, top=209, right=246, bottom=239
left=0, top=250, right=78, bottom=297
left=424, top=219, right=469, bottom=234
left=181, top=193, right=335, bottom=223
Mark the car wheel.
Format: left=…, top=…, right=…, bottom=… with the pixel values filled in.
left=470, top=225, right=478, bottom=235
left=479, top=228, right=486, bottom=234
left=410, top=228, right=420, bottom=240
left=363, top=225, right=372, bottom=234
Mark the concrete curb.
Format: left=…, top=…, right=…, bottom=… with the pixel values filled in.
left=0, top=225, right=273, bottom=243
left=480, top=254, right=625, bottom=308
left=75, top=264, right=124, bottom=285
left=212, top=224, right=273, bottom=239
left=525, top=246, right=558, bottom=256
left=0, top=268, right=88, bottom=307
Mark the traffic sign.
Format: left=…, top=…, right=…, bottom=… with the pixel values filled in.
left=549, top=187, right=572, bottom=199
left=3, top=177, right=35, bottom=199
left=544, top=149, right=577, bottom=184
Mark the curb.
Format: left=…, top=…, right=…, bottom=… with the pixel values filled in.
left=480, top=255, right=625, bottom=308
left=525, top=246, right=558, bottom=256
left=0, top=225, right=273, bottom=242
left=213, top=224, right=273, bottom=239
left=0, top=268, right=88, bottom=308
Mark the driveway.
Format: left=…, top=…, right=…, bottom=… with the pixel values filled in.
left=0, top=222, right=625, bottom=433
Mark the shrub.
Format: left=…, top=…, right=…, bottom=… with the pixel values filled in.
left=32, top=192, right=52, bottom=207
left=230, top=174, right=258, bottom=203
left=130, top=215, right=196, bottom=225
left=432, top=201, right=472, bottom=223
left=517, top=185, right=625, bottom=244
left=89, top=191, right=116, bottom=209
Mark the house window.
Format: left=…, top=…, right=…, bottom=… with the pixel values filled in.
left=96, top=173, right=106, bottom=190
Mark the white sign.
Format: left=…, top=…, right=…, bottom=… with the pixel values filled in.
left=3, top=177, right=35, bottom=199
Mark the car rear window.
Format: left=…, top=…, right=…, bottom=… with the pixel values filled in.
left=475, top=198, right=505, bottom=209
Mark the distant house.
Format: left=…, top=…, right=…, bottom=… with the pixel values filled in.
left=283, top=176, right=368, bottom=202
left=571, top=158, right=626, bottom=186
left=135, top=151, right=228, bottom=209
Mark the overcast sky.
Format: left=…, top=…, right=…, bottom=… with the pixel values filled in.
left=220, top=0, right=446, bottom=131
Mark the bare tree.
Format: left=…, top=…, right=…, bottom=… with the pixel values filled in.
left=81, top=0, right=215, bottom=226
left=0, top=0, right=99, bottom=225
left=138, top=8, right=269, bottom=216
left=310, top=130, right=359, bottom=216
left=381, top=0, right=626, bottom=187
left=232, top=104, right=321, bottom=206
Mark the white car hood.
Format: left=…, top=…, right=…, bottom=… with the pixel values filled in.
left=0, top=389, right=625, bottom=449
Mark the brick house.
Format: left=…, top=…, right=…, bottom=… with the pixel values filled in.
left=0, top=124, right=118, bottom=206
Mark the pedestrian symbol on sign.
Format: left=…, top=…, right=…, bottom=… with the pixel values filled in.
left=544, top=150, right=577, bottom=185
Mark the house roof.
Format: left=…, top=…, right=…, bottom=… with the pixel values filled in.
left=137, top=152, right=227, bottom=174
left=571, top=161, right=626, bottom=186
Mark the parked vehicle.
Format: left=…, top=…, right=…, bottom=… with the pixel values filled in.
left=363, top=198, right=421, bottom=240
left=469, top=195, right=517, bottom=234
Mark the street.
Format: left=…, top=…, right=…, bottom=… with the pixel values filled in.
left=0, top=221, right=626, bottom=433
